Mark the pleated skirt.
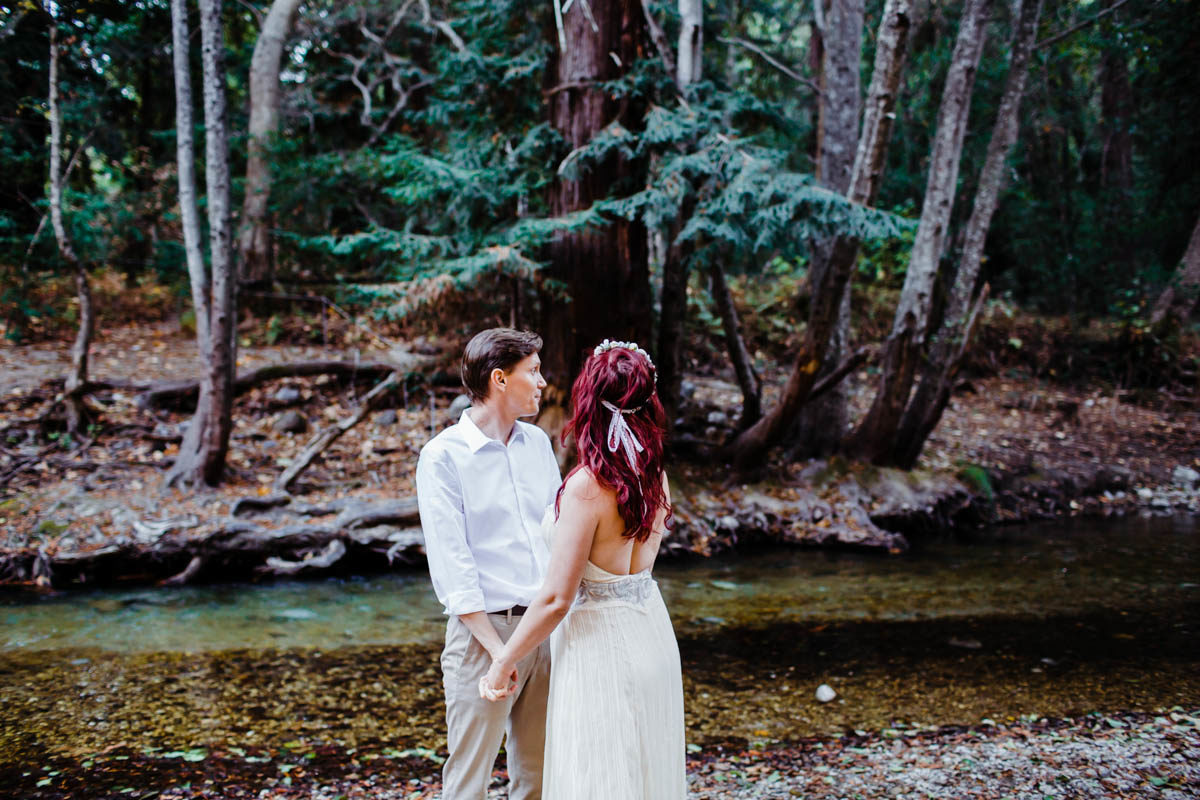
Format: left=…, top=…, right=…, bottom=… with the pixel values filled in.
left=542, top=583, right=686, bottom=800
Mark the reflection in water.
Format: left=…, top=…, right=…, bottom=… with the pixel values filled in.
left=3, top=513, right=1197, bottom=653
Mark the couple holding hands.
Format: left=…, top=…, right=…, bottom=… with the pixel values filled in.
left=415, top=328, right=685, bottom=800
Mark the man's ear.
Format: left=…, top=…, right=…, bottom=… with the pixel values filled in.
left=490, top=367, right=507, bottom=394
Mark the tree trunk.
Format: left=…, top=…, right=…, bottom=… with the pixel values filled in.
left=541, top=0, right=650, bottom=389
left=237, top=0, right=303, bottom=288
left=708, top=261, right=761, bottom=427
left=167, top=0, right=239, bottom=489
left=676, top=0, right=702, bottom=89
left=848, top=0, right=991, bottom=465
left=892, top=0, right=1043, bottom=468
left=47, top=17, right=93, bottom=439
left=170, top=0, right=211, bottom=355
left=727, top=0, right=911, bottom=469
left=792, top=0, right=864, bottom=459
left=653, top=0, right=704, bottom=424
left=1151, top=211, right=1200, bottom=328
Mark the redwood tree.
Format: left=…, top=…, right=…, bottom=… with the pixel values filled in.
left=541, top=0, right=651, bottom=387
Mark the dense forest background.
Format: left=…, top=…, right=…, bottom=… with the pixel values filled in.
left=1, top=0, right=1198, bottom=484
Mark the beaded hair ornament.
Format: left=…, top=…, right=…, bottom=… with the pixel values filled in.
left=592, top=339, right=656, bottom=468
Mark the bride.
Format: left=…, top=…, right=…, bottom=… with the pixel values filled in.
left=479, top=339, right=685, bottom=799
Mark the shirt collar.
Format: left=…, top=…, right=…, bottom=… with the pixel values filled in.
left=459, top=408, right=525, bottom=453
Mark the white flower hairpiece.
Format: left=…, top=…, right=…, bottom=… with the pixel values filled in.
left=592, top=339, right=656, bottom=379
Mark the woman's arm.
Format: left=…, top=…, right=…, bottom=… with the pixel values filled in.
left=480, top=471, right=603, bottom=698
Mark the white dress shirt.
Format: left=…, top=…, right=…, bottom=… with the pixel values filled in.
left=416, top=408, right=562, bottom=616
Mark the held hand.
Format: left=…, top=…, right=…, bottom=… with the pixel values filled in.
left=478, top=659, right=519, bottom=702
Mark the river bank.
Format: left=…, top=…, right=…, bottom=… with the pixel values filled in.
left=2, top=513, right=1197, bottom=798
left=3, top=710, right=1196, bottom=799
left=2, top=325, right=1198, bottom=590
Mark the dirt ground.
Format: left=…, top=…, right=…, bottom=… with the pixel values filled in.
left=1, top=321, right=1197, bottom=557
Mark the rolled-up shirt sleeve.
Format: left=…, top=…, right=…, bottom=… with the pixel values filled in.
left=416, top=446, right=485, bottom=615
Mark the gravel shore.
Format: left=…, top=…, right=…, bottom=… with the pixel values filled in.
left=138, top=709, right=1200, bottom=800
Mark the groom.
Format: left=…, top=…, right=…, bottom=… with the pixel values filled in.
left=415, top=328, right=562, bottom=800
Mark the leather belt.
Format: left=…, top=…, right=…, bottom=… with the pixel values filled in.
left=490, top=605, right=528, bottom=619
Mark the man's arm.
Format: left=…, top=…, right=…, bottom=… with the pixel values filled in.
left=456, top=611, right=505, bottom=658
left=415, top=447, right=487, bottom=620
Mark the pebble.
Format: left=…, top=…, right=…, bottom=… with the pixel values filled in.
left=273, top=410, right=309, bottom=434
left=375, top=408, right=398, bottom=426
left=273, top=386, right=302, bottom=405
left=1172, top=465, right=1199, bottom=489
left=815, top=683, right=837, bottom=703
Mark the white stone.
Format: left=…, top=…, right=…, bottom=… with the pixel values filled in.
left=1171, top=465, right=1199, bottom=488
left=816, top=683, right=837, bottom=703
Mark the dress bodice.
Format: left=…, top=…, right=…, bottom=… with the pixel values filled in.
left=540, top=509, right=656, bottom=609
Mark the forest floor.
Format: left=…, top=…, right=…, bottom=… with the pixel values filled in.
left=1, top=319, right=1198, bottom=585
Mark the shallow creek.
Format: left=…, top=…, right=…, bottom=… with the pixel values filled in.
left=1, top=514, right=1197, bottom=795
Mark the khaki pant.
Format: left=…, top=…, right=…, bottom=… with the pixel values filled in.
left=440, top=613, right=551, bottom=800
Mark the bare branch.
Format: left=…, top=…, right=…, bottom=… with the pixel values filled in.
left=1035, top=0, right=1134, bottom=49
left=717, top=36, right=821, bottom=94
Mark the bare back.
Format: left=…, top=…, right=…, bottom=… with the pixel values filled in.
left=580, top=469, right=671, bottom=575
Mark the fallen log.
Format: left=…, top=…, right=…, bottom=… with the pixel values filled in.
left=136, top=360, right=400, bottom=410
left=0, top=497, right=429, bottom=590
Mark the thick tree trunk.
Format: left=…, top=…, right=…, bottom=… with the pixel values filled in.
left=237, top=0, right=303, bottom=287
left=727, top=0, right=911, bottom=468
left=848, top=0, right=991, bottom=465
left=47, top=19, right=93, bottom=439
left=892, top=0, right=1043, bottom=468
left=541, top=0, right=650, bottom=388
left=793, top=0, right=864, bottom=459
left=708, top=261, right=761, bottom=427
left=1151, top=212, right=1200, bottom=328
left=167, top=0, right=239, bottom=488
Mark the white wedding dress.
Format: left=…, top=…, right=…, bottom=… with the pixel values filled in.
left=539, top=511, right=686, bottom=799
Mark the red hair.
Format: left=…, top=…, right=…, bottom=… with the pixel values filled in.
left=556, top=345, right=672, bottom=542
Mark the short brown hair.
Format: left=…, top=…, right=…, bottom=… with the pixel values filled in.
left=461, top=328, right=543, bottom=403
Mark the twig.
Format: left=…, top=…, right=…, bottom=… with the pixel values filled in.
left=717, top=36, right=821, bottom=94
left=1035, top=0, right=1134, bottom=49
left=275, top=372, right=400, bottom=492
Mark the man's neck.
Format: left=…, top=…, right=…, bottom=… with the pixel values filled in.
left=467, top=403, right=518, bottom=444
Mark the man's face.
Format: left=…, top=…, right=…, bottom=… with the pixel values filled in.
left=502, top=352, right=546, bottom=417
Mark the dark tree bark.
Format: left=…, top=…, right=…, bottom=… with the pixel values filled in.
left=727, top=0, right=912, bottom=469
left=167, top=0, right=239, bottom=489
left=1151, top=211, right=1200, bottom=329
left=792, top=0, right=864, bottom=459
left=237, top=0, right=304, bottom=287
left=847, top=0, right=991, bottom=465
left=653, top=0, right=705, bottom=424
left=47, top=16, right=93, bottom=438
left=708, top=261, right=761, bottom=427
left=541, top=0, right=650, bottom=388
left=891, top=0, right=1044, bottom=468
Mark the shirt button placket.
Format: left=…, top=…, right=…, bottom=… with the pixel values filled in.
left=506, top=442, right=538, bottom=585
